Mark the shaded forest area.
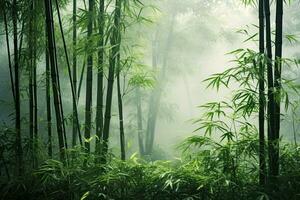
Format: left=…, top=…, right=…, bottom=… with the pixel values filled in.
left=0, top=0, right=300, bottom=199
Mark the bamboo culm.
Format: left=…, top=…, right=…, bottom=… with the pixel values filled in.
left=258, top=0, right=266, bottom=186
left=116, top=54, right=126, bottom=160
left=84, top=0, right=95, bottom=153
left=273, top=0, right=283, bottom=178
left=101, top=0, right=122, bottom=163
left=72, top=0, right=78, bottom=147
left=95, top=0, right=105, bottom=158
left=55, top=0, right=83, bottom=146
left=44, top=0, right=66, bottom=161
left=13, top=0, right=23, bottom=175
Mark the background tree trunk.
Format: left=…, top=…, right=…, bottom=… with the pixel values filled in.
left=136, top=87, right=145, bottom=156
left=145, top=14, right=176, bottom=156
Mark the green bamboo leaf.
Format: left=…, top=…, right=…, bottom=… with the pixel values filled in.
left=80, top=192, right=90, bottom=200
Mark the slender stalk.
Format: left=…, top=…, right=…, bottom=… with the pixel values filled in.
left=117, top=55, right=125, bottom=160
left=28, top=0, right=38, bottom=168
left=84, top=0, right=95, bottom=153
left=33, top=41, right=38, bottom=167
left=50, top=0, right=68, bottom=153
left=44, top=0, right=66, bottom=161
left=78, top=60, right=86, bottom=101
left=273, top=0, right=283, bottom=177
left=45, top=29, right=52, bottom=158
left=95, top=0, right=105, bottom=157
left=264, top=0, right=276, bottom=182
left=32, top=1, right=38, bottom=156
left=29, top=34, right=34, bottom=166
left=102, top=0, right=122, bottom=162
left=258, top=0, right=266, bottom=186
left=13, top=0, right=23, bottom=175
left=72, top=0, right=78, bottom=147
left=55, top=0, right=83, bottom=146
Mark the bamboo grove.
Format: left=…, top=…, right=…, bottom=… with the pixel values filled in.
left=1, top=0, right=300, bottom=199
left=1, top=0, right=144, bottom=167
left=0, top=0, right=173, bottom=176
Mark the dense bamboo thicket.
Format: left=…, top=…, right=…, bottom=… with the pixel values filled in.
left=0, top=0, right=300, bottom=199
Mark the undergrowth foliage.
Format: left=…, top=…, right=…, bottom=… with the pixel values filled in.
left=0, top=146, right=299, bottom=200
